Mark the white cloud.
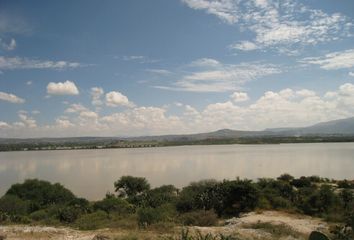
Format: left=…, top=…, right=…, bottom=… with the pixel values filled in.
left=32, top=110, right=40, bottom=115
left=47, top=81, right=79, bottom=95
left=301, top=49, right=354, bottom=70
left=105, top=91, right=134, bottom=107
left=0, top=91, right=25, bottom=103
left=190, top=58, right=221, bottom=67
left=101, top=106, right=183, bottom=135
left=0, top=121, right=9, bottom=129
left=2, top=83, right=354, bottom=137
left=91, top=87, right=104, bottom=106
left=156, top=59, right=281, bottom=92
left=181, top=0, right=238, bottom=24
left=0, top=56, right=82, bottom=70
left=18, top=112, right=37, bottom=128
left=231, top=92, right=249, bottom=102
left=0, top=38, right=16, bottom=51
left=121, top=55, right=159, bottom=64
left=182, top=0, right=353, bottom=53
left=230, top=41, right=259, bottom=51
left=65, top=103, right=87, bottom=113
left=26, top=81, right=32, bottom=85
left=349, top=72, right=354, bottom=77
left=146, top=69, right=172, bottom=75
left=55, top=118, right=74, bottom=128
left=79, top=111, right=98, bottom=119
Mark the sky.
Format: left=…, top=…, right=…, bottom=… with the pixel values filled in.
left=0, top=0, right=354, bottom=138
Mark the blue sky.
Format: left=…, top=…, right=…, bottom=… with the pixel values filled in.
left=0, top=0, right=354, bottom=137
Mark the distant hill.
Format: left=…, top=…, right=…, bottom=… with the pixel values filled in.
left=267, top=117, right=354, bottom=136
left=129, top=117, right=354, bottom=142
left=1, top=117, right=354, bottom=145
left=125, top=129, right=273, bottom=142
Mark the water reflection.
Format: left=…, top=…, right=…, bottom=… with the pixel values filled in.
left=0, top=143, right=353, bottom=200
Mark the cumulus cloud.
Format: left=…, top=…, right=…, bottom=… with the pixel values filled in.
left=349, top=72, right=354, bottom=77
left=0, top=121, right=10, bottom=129
left=0, top=91, right=25, bottom=103
left=18, top=112, right=37, bottom=128
left=301, top=49, right=354, bottom=70
left=105, top=91, right=134, bottom=107
left=230, top=41, right=259, bottom=51
left=91, top=87, right=104, bottom=106
left=183, top=0, right=353, bottom=53
left=2, top=83, right=354, bottom=137
left=0, top=56, right=82, bottom=70
left=47, top=81, right=79, bottom=95
left=230, top=92, right=249, bottom=102
left=55, top=118, right=74, bottom=128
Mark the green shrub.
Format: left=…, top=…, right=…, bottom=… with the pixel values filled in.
left=0, top=195, right=29, bottom=215
left=29, top=209, right=49, bottom=221
left=131, top=184, right=178, bottom=208
left=137, top=207, right=163, bottom=226
left=215, top=179, right=260, bottom=216
left=114, top=176, right=150, bottom=198
left=75, top=210, right=109, bottom=230
left=176, top=179, right=219, bottom=213
left=179, top=210, right=218, bottom=226
left=5, top=179, right=76, bottom=208
left=94, top=196, right=134, bottom=214
left=57, top=206, right=81, bottom=223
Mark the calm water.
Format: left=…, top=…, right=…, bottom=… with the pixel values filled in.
left=0, top=143, right=353, bottom=200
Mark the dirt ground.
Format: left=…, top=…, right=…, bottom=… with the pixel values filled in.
left=0, top=211, right=330, bottom=240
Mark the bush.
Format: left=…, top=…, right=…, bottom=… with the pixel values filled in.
left=94, top=196, right=134, bottom=214
left=179, top=210, right=218, bottom=226
left=176, top=179, right=218, bottom=213
left=75, top=210, right=109, bottom=230
left=277, top=174, right=294, bottom=182
left=29, top=209, right=49, bottom=221
left=114, top=176, right=150, bottom=198
left=291, top=177, right=312, bottom=188
left=137, top=204, right=176, bottom=227
left=215, top=179, right=260, bottom=216
left=0, top=195, right=29, bottom=215
left=137, top=207, right=162, bottom=226
left=57, top=206, right=81, bottom=223
left=6, top=179, right=76, bottom=208
left=131, top=185, right=178, bottom=208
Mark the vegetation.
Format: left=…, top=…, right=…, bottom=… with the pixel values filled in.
left=2, top=135, right=354, bottom=152
left=0, top=174, right=353, bottom=239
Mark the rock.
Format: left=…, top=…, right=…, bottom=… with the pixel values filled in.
left=0, top=235, right=6, bottom=240
left=308, top=231, right=330, bottom=240
left=92, top=234, right=111, bottom=240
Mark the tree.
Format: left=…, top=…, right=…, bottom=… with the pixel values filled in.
left=114, top=176, right=150, bottom=198
left=0, top=195, right=29, bottom=216
left=215, top=179, right=260, bottom=216
left=277, top=173, right=294, bottom=182
left=5, top=179, right=76, bottom=209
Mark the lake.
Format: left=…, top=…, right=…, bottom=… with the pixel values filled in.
left=0, top=143, right=353, bottom=200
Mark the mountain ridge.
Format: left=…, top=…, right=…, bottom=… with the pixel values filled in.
left=1, top=116, right=354, bottom=144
